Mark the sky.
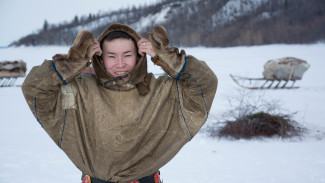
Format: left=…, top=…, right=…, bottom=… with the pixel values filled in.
left=0, top=0, right=160, bottom=46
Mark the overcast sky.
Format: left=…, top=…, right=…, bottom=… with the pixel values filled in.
left=0, top=0, right=159, bottom=46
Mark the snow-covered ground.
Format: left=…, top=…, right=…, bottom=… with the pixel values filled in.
left=0, top=44, right=325, bottom=183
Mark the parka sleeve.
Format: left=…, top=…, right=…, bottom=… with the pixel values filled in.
left=21, top=30, right=93, bottom=147
left=173, top=55, right=218, bottom=139
left=21, top=60, right=69, bottom=146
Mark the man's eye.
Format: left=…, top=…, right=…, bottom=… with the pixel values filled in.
left=109, top=56, right=115, bottom=59
left=125, top=55, right=131, bottom=57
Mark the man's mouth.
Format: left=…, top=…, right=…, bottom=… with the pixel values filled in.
left=115, top=71, right=128, bottom=76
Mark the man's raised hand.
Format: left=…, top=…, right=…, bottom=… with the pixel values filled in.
left=137, top=38, right=156, bottom=58
left=87, top=40, right=102, bottom=58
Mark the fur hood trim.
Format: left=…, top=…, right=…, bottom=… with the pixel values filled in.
left=92, top=23, right=151, bottom=95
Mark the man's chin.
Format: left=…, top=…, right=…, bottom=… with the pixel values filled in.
left=121, top=76, right=130, bottom=82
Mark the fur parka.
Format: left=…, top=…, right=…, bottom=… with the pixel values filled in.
left=22, top=23, right=218, bottom=183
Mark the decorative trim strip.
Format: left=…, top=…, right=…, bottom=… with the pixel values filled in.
left=52, top=61, right=67, bottom=85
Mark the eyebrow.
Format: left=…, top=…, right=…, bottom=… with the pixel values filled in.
left=107, top=51, right=133, bottom=55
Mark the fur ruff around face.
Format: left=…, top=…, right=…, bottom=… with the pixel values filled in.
left=92, top=23, right=151, bottom=95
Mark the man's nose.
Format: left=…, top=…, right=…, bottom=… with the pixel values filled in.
left=116, top=57, right=125, bottom=67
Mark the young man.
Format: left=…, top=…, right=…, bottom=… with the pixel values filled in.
left=22, top=23, right=218, bottom=183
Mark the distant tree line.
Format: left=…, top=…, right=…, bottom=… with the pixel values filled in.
left=158, top=0, right=325, bottom=47
left=10, top=0, right=325, bottom=47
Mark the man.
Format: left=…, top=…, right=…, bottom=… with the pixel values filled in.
left=22, top=23, right=218, bottom=183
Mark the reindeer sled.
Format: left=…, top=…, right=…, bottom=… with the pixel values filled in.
left=230, top=57, right=310, bottom=89
left=0, top=60, right=26, bottom=87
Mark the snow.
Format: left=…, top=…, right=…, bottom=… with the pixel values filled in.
left=259, top=12, right=272, bottom=20
left=212, top=0, right=268, bottom=26
left=131, top=6, right=171, bottom=33
left=1, top=44, right=325, bottom=183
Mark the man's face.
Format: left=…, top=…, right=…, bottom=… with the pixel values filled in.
left=102, top=38, right=137, bottom=82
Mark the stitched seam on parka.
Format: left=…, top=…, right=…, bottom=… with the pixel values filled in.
left=34, top=97, right=43, bottom=128
left=175, top=57, right=209, bottom=141
left=59, top=109, right=67, bottom=149
left=52, top=61, right=67, bottom=85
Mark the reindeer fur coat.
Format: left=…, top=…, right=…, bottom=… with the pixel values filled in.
left=22, top=23, right=218, bottom=183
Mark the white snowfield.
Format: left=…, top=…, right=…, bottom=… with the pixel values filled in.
left=0, top=44, right=324, bottom=183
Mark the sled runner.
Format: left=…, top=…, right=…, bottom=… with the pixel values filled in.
left=230, top=57, right=310, bottom=90
left=0, top=60, right=26, bottom=87
left=230, top=74, right=299, bottom=89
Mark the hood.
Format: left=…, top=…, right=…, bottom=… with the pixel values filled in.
left=92, top=23, right=151, bottom=95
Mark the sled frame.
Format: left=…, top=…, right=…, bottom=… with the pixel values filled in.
left=230, top=74, right=299, bottom=90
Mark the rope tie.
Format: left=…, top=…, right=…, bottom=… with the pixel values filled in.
left=175, top=57, right=209, bottom=141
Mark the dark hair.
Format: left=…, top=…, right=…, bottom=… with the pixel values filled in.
left=100, top=31, right=137, bottom=49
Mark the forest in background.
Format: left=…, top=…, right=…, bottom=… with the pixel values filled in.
left=10, top=0, right=325, bottom=47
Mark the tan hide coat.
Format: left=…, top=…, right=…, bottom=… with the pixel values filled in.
left=22, top=24, right=218, bottom=183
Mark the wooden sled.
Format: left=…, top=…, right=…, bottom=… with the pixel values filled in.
left=0, top=61, right=26, bottom=87
left=230, top=74, right=299, bottom=90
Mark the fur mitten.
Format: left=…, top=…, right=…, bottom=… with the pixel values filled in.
left=52, top=30, right=94, bottom=84
left=147, top=26, right=186, bottom=78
